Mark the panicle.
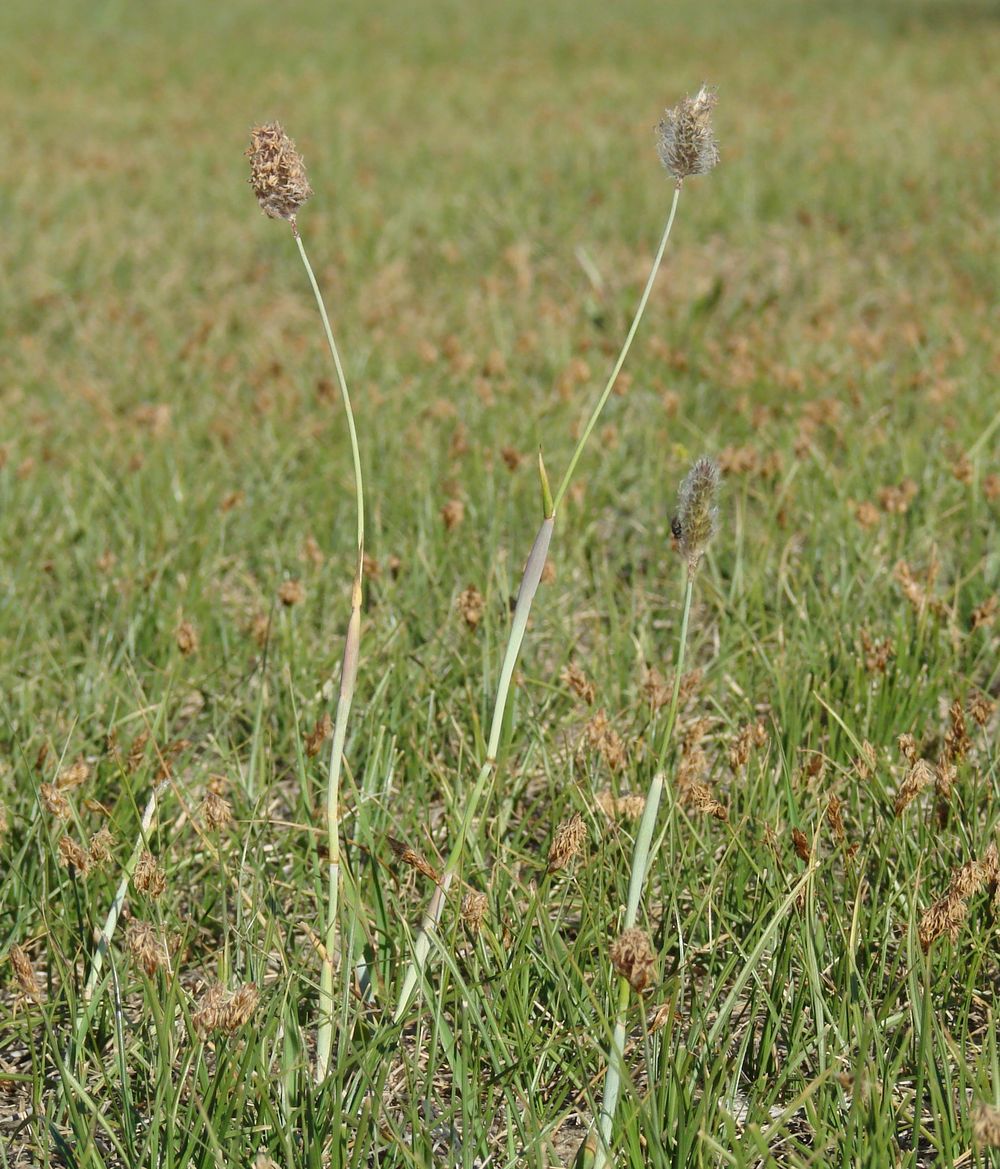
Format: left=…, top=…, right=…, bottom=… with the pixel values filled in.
left=675, top=456, right=721, bottom=574
left=246, top=122, right=313, bottom=221
left=656, top=85, right=720, bottom=185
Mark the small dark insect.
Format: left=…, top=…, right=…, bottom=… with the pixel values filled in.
left=670, top=515, right=683, bottom=541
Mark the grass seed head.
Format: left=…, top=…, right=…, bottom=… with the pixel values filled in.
left=547, top=812, right=587, bottom=873
left=893, top=758, right=934, bottom=816
left=826, top=796, right=846, bottom=843
left=969, top=691, right=995, bottom=727
left=88, top=826, right=114, bottom=867
left=125, top=919, right=168, bottom=975
left=57, top=757, right=90, bottom=790
left=199, top=790, right=234, bottom=831
left=175, top=620, right=199, bottom=656
left=974, top=1102, right=1000, bottom=1148
left=457, top=584, right=486, bottom=630
left=675, top=456, right=721, bottom=574
left=134, top=850, right=167, bottom=898
left=686, top=781, right=728, bottom=821
left=610, top=927, right=657, bottom=992
left=461, top=890, right=489, bottom=934
left=9, top=943, right=41, bottom=1002
left=656, top=85, right=720, bottom=185
left=36, top=766, right=58, bottom=805
left=387, top=837, right=441, bottom=883
left=246, top=122, right=313, bottom=221
left=918, top=892, right=967, bottom=951
left=58, top=834, right=91, bottom=875
left=561, top=661, right=596, bottom=706
left=303, top=712, right=333, bottom=758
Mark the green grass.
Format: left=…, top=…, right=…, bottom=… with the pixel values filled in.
left=1, top=0, right=999, bottom=1165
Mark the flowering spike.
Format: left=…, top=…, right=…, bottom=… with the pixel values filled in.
left=246, top=122, right=313, bottom=221
left=656, top=85, right=720, bottom=185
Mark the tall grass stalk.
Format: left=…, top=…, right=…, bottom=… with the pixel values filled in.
left=395, top=187, right=684, bottom=1019
left=592, top=456, right=720, bottom=1167
left=246, top=122, right=366, bottom=1079
left=293, top=220, right=366, bottom=1082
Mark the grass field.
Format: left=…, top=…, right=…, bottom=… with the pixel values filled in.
left=2, top=0, right=999, bottom=1165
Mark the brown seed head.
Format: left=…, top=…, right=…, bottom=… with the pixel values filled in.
left=897, top=733, right=918, bottom=764
left=855, top=741, right=878, bottom=781
left=685, top=781, right=728, bottom=821
left=57, top=757, right=91, bottom=790
left=457, top=584, right=486, bottom=631
left=969, top=691, right=995, bottom=727
left=58, top=835, right=92, bottom=875
left=192, top=983, right=229, bottom=1037
left=9, top=943, right=42, bottom=1002
left=441, top=499, right=465, bottom=530
left=595, top=789, right=647, bottom=821
left=547, top=813, right=588, bottom=873
left=826, top=796, right=846, bottom=844
left=125, top=919, right=169, bottom=975
left=175, top=620, right=199, bottom=656
left=656, top=85, right=720, bottom=185
left=561, top=661, right=596, bottom=706
left=894, top=758, right=934, bottom=816
left=675, top=456, right=721, bottom=573
left=246, top=123, right=313, bottom=221
left=949, top=859, right=986, bottom=901
left=918, top=893, right=967, bottom=951
left=973, top=1102, right=1000, bottom=1148
left=582, top=709, right=628, bottom=771
left=134, top=850, right=167, bottom=898
left=40, top=783, right=70, bottom=819
left=200, top=790, right=234, bottom=831
left=278, top=579, right=305, bottom=607
left=461, top=890, right=489, bottom=934
left=225, top=983, right=260, bottom=1031
left=390, top=839, right=440, bottom=883
left=944, top=699, right=970, bottom=763
left=304, top=711, right=333, bottom=758
left=791, top=828, right=811, bottom=861
left=88, top=826, right=115, bottom=867
left=610, top=927, right=657, bottom=992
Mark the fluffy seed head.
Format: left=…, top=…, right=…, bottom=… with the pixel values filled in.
left=656, top=85, right=720, bottom=185
left=547, top=813, right=587, bottom=873
left=9, top=943, right=41, bottom=1002
left=125, top=920, right=169, bottom=975
left=974, top=1102, right=1000, bottom=1148
left=675, top=456, right=721, bottom=573
left=134, top=850, right=166, bottom=898
left=461, top=890, right=489, bottom=934
left=610, top=927, right=657, bottom=992
left=246, top=123, right=313, bottom=221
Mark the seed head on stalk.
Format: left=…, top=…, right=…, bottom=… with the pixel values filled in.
left=246, top=122, right=313, bottom=221
left=674, top=456, right=721, bottom=575
left=656, top=85, right=720, bottom=186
